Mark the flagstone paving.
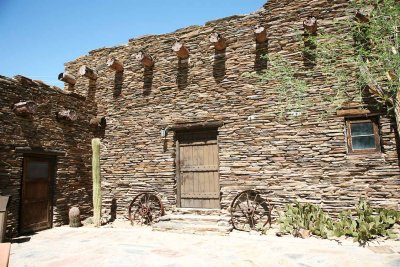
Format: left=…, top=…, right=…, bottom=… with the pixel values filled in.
left=9, top=226, right=400, bottom=267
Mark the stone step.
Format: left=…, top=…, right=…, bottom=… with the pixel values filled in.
left=153, top=211, right=233, bottom=235
left=172, top=208, right=230, bottom=216
left=152, top=221, right=232, bottom=236
left=160, top=214, right=231, bottom=224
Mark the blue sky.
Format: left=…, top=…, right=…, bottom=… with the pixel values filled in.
left=0, top=0, right=266, bottom=87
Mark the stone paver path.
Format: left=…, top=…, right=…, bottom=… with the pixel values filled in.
left=9, top=227, right=400, bottom=267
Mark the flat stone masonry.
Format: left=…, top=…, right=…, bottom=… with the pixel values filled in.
left=1, top=0, right=399, bottom=238
left=62, top=0, right=400, bottom=220
left=0, top=75, right=95, bottom=237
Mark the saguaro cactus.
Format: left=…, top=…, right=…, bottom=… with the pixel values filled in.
left=92, top=138, right=102, bottom=227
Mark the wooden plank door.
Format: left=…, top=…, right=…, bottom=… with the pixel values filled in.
left=20, top=157, right=53, bottom=233
left=177, top=130, right=220, bottom=209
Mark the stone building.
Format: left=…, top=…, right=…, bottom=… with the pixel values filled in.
left=0, top=75, right=95, bottom=237
left=1, top=0, right=399, bottom=236
left=64, top=0, right=400, bottom=217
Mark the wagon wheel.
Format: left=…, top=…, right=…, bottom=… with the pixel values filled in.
left=230, top=190, right=272, bottom=231
left=128, top=193, right=164, bottom=225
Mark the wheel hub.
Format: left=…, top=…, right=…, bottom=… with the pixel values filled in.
left=246, top=207, right=254, bottom=215
left=139, top=206, right=149, bottom=216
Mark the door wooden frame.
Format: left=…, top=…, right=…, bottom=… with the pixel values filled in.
left=176, top=138, right=181, bottom=208
left=19, top=154, right=56, bottom=234
left=175, top=129, right=220, bottom=209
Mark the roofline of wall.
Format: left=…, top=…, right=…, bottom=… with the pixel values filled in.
left=63, top=2, right=271, bottom=65
left=0, top=75, right=86, bottom=101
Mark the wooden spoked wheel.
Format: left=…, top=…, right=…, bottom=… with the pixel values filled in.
left=128, top=193, right=164, bottom=225
left=230, top=190, right=272, bottom=231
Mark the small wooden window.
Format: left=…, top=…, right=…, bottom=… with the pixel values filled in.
left=346, top=117, right=380, bottom=154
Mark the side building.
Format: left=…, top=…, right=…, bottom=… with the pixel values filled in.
left=0, top=75, right=95, bottom=237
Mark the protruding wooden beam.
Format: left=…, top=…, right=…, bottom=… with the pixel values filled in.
left=169, top=120, right=223, bottom=131
left=172, top=40, right=189, bottom=60
left=336, top=109, right=372, bottom=117
left=355, top=11, right=369, bottom=23
left=56, top=109, right=77, bottom=122
left=79, top=65, right=97, bottom=80
left=209, top=33, right=227, bottom=50
left=355, top=6, right=373, bottom=23
left=135, top=51, right=154, bottom=68
left=106, top=58, right=124, bottom=72
left=12, top=101, right=37, bottom=116
left=58, top=72, right=76, bottom=85
left=254, top=25, right=267, bottom=43
left=386, top=70, right=398, bottom=81
left=303, top=17, right=318, bottom=34
left=89, top=116, right=106, bottom=128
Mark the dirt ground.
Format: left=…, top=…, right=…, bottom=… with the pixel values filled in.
left=9, top=224, right=400, bottom=267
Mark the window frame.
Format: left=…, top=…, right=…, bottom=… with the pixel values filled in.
left=346, top=117, right=381, bottom=154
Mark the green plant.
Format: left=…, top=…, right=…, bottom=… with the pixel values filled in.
left=92, top=138, right=102, bottom=227
left=249, top=0, right=400, bottom=125
left=255, top=222, right=269, bottom=235
left=333, top=199, right=399, bottom=244
left=278, top=202, right=333, bottom=238
left=278, top=199, right=400, bottom=244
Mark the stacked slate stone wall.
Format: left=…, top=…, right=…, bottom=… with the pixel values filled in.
left=0, top=75, right=94, bottom=237
left=63, top=0, right=400, bottom=219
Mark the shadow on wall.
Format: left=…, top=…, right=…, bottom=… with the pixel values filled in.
left=18, top=117, right=42, bottom=148
left=57, top=109, right=93, bottom=223
left=113, top=71, right=124, bottom=98
left=302, top=33, right=317, bottom=68
left=255, top=40, right=268, bottom=72
left=110, top=198, right=117, bottom=222
left=143, top=66, right=154, bottom=96
left=177, top=59, right=189, bottom=90
left=213, top=48, right=226, bottom=83
left=87, top=79, right=97, bottom=101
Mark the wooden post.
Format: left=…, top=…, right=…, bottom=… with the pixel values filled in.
left=393, top=91, right=400, bottom=139
left=135, top=51, right=154, bottom=67
left=209, top=33, right=227, bottom=50
left=355, top=6, right=374, bottom=23
left=355, top=11, right=369, bottom=23
left=58, top=72, right=76, bottom=85
left=12, top=101, right=37, bottom=116
left=254, top=25, right=267, bottom=43
left=303, top=17, right=318, bottom=34
left=90, top=116, right=106, bottom=128
left=172, top=40, right=189, bottom=59
left=79, top=65, right=97, bottom=80
left=106, top=58, right=124, bottom=72
left=56, top=109, right=78, bottom=121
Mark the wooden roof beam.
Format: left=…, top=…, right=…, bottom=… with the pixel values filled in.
left=58, top=72, right=76, bottom=86
left=209, top=33, right=227, bottom=51
left=303, top=17, right=318, bottom=34
left=135, top=51, right=154, bottom=68
left=172, top=40, right=189, bottom=60
left=79, top=65, right=97, bottom=80
left=254, top=25, right=267, bottom=43
left=106, top=58, right=124, bottom=72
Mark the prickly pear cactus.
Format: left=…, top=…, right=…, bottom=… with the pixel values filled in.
left=69, top=207, right=81, bottom=227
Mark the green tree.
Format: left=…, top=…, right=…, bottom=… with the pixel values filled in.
left=252, top=0, right=400, bottom=127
